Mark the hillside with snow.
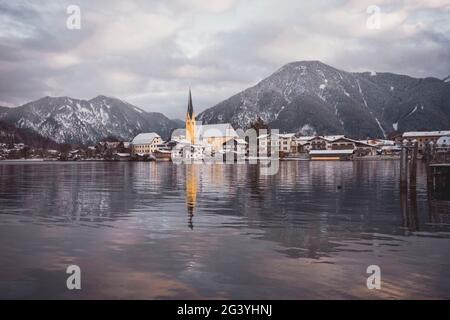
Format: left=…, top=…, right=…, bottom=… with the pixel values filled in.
left=0, top=96, right=181, bottom=144
left=198, top=61, right=450, bottom=138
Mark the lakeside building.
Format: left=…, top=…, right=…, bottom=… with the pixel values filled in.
left=277, top=133, right=297, bottom=156
left=402, top=131, right=450, bottom=153
left=171, top=90, right=244, bottom=161
left=131, top=132, right=162, bottom=155
left=287, top=135, right=381, bottom=159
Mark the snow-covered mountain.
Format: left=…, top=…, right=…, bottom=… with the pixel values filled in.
left=0, top=96, right=181, bottom=144
left=0, top=120, right=62, bottom=149
left=198, top=61, right=450, bottom=138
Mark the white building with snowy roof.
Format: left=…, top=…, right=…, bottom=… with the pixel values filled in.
left=402, top=130, right=450, bottom=152
left=131, top=132, right=162, bottom=155
left=171, top=123, right=238, bottom=153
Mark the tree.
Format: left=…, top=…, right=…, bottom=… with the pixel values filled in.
left=249, top=117, right=269, bottom=157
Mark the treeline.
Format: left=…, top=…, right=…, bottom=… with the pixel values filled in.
left=0, top=120, right=69, bottom=151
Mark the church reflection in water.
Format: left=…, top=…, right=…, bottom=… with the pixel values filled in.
left=185, top=164, right=199, bottom=230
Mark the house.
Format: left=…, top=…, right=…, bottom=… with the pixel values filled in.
left=257, top=134, right=280, bottom=157
left=307, top=136, right=335, bottom=150
left=131, top=132, right=162, bottom=155
left=293, top=136, right=316, bottom=153
left=277, top=133, right=296, bottom=155
left=402, top=131, right=450, bottom=153
left=113, top=153, right=131, bottom=161
left=222, top=138, right=248, bottom=161
left=198, top=123, right=239, bottom=153
left=330, top=137, right=379, bottom=156
left=295, top=135, right=379, bottom=158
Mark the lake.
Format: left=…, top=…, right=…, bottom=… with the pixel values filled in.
left=0, top=161, right=449, bottom=299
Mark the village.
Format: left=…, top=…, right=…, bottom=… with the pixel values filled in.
left=1, top=91, right=450, bottom=163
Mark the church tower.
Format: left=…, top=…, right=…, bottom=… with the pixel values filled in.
left=185, top=89, right=196, bottom=145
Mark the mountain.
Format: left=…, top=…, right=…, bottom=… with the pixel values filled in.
left=0, top=120, right=62, bottom=150
left=0, top=96, right=181, bottom=144
left=171, top=118, right=185, bottom=128
left=0, top=106, right=8, bottom=117
left=198, top=61, right=450, bottom=138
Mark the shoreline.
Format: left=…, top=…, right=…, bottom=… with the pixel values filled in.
left=0, top=156, right=402, bottom=163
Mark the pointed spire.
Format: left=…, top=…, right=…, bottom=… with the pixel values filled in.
left=187, top=88, right=194, bottom=119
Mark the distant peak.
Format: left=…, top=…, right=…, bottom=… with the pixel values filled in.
left=91, top=95, right=110, bottom=100
left=284, top=60, right=329, bottom=68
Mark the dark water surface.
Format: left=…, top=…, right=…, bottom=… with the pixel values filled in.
left=0, top=161, right=449, bottom=299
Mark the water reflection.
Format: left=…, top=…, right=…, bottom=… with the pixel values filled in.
left=0, top=161, right=450, bottom=299
left=400, top=189, right=419, bottom=232
left=185, top=164, right=199, bottom=230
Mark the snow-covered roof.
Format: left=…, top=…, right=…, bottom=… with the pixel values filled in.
left=277, top=133, right=296, bottom=138
left=322, top=135, right=346, bottom=141
left=333, top=137, right=380, bottom=148
left=131, top=132, right=161, bottom=145
left=295, top=136, right=316, bottom=141
left=403, top=131, right=450, bottom=138
left=309, top=149, right=354, bottom=155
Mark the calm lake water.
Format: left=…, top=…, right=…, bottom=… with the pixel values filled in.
left=0, top=161, right=449, bottom=299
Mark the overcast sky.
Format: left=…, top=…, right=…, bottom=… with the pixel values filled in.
left=1, top=0, right=449, bottom=118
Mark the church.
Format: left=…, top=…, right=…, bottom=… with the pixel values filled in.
left=171, top=90, right=243, bottom=161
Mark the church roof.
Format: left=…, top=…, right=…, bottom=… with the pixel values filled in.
left=187, top=89, right=194, bottom=118
left=172, top=124, right=238, bottom=140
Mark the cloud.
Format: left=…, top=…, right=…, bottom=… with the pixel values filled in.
left=0, top=0, right=449, bottom=118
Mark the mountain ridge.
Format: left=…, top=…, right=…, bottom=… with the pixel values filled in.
left=0, top=95, right=181, bottom=144
left=198, top=60, right=450, bottom=138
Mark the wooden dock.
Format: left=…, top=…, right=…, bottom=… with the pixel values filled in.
left=429, top=164, right=450, bottom=200
left=400, top=140, right=450, bottom=201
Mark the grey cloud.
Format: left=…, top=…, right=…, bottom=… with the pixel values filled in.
left=0, top=0, right=449, bottom=118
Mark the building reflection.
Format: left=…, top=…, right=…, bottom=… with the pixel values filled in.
left=400, top=189, right=419, bottom=231
left=186, top=164, right=199, bottom=230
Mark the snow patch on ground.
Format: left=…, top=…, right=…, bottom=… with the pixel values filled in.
left=375, top=118, right=386, bottom=138
left=406, top=105, right=418, bottom=117
left=393, top=122, right=398, bottom=131
left=134, top=107, right=143, bottom=114
left=390, top=86, right=394, bottom=91
left=357, top=80, right=368, bottom=108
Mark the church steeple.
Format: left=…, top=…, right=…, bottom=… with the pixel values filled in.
left=185, top=88, right=196, bottom=144
left=187, top=88, right=194, bottom=119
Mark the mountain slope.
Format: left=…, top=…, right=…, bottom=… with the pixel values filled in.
left=0, top=106, right=8, bottom=117
left=0, top=120, right=62, bottom=149
left=0, top=96, right=180, bottom=144
left=198, top=61, right=450, bottom=138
